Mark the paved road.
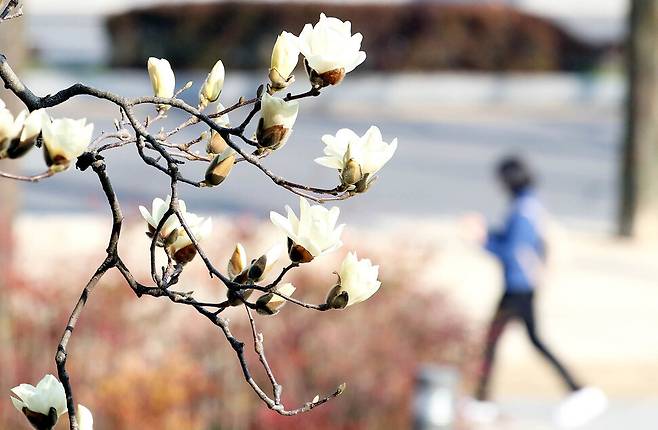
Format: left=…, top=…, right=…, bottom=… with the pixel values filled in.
left=14, top=71, right=621, bottom=232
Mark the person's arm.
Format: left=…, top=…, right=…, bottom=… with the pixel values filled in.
left=484, top=211, right=534, bottom=262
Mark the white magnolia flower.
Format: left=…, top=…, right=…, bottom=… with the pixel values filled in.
left=20, top=109, right=48, bottom=144
left=227, top=243, right=247, bottom=279
left=294, top=13, right=366, bottom=87
left=315, top=126, right=397, bottom=189
left=169, top=211, right=213, bottom=264
left=326, top=252, right=380, bottom=308
left=256, top=92, right=299, bottom=151
left=139, top=195, right=211, bottom=264
left=78, top=404, right=94, bottom=430
left=10, top=374, right=67, bottom=428
left=269, top=32, right=300, bottom=91
left=138, top=195, right=185, bottom=242
left=270, top=197, right=344, bottom=262
left=42, top=118, right=94, bottom=171
left=256, top=282, right=296, bottom=315
left=199, top=59, right=225, bottom=108
left=147, top=57, right=175, bottom=110
left=4, top=109, right=49, bottom=159
left=247, top=244, right=284, bottom=281
left=0, top=108, right=26, bottom=157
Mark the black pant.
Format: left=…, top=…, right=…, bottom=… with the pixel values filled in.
left=475, top=291, right=581, bottom=400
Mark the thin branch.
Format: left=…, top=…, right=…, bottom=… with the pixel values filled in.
left=0, top=169, right=53, bottom=182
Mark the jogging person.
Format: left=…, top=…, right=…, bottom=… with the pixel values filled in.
left=463, top=156, right=607, bottom=428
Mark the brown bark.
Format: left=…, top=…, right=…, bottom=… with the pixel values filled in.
left=620, top=0, right=658, bottom=238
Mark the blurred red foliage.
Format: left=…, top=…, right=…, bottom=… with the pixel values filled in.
left=1, top=240, right=476, bottom=429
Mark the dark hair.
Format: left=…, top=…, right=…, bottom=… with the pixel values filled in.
left=496, top=156, right=534, bottom=195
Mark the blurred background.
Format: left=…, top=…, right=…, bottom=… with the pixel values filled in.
left=1, top=0, right=657, bottom=429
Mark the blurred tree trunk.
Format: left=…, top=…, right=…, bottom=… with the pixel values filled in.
left=620, top=0, right=658, bottom=238
left=0, top=11, right=25, bottom=412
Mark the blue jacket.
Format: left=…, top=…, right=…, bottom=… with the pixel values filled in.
left=485, top=189, right=546, bottom=292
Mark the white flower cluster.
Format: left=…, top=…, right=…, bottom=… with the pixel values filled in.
left=9, top=13, right=393, bottom=428
left=138, top=13, right=391, bottom=310
left=0, top=99, right=93, bottom=172
left=269, top=197, right=381, bottom=309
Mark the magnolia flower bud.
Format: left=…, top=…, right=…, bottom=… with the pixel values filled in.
left=340, top=158, right=362, bottom=185
left=199, top=60, right=225, bottom=109
left=147, top=57, right=175, bottom=111
left=8, top=109, right=48, bottom=159
left=325, top=284, right=349, bottom=309
left=206, top=103, right=231, bottom=154
left=248, top=244, right=283, bottom=281
left=304, top=59, right=345, bottom=88
left=228, top=288, right=254, bottom=307
left=256, top=92, right=299, bottom=151
left=256, top=283, right=296, bottom=315
left=10, top=374, right=67, bottom=430
left=269, top=32, right=299, bottom=92
left=207, top=132, right=228, bottom=155
left=204, top=148, right=235, bottom=186
left=270, top=197, right=344, bottom=262
left=228, top=243, right=247, bottom=279
left=287, top=237, right=314, bottom=264
left=42, top=118, right=94, bottom=172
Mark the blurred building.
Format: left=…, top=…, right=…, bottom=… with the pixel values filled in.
left=25, top=0, right=627, bottom=66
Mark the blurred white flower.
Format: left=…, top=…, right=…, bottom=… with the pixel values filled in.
left=256, top=92, right=299, bottom=151
left=147, top=57, right=175, bottom=110
left=199, top=59, right=225, bottom=108
left=294, top=13, right=366, bottom=87
left=326, top=252, right=380, bottom=308
left=256, top=282, right=296, bottom=315
left=42, top=118, right=94, bottom=172
left=315, top=126, right=397, bottom=189
left=77, top=404, right=94, bottom=430
left=139, top=195, right=184, bottom=242
left=270, top=197, right=344, bottom=262
left=269, top=31, right=300, bottom=91
left=10, top=374, right=67, bottom=430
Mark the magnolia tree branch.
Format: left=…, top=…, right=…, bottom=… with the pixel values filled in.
left=0, top=53, right=341, bottom=424
left=0, top=12, right=389, bottom=428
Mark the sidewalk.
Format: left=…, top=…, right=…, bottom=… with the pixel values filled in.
left=471, top=397, right=658, bottom=430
